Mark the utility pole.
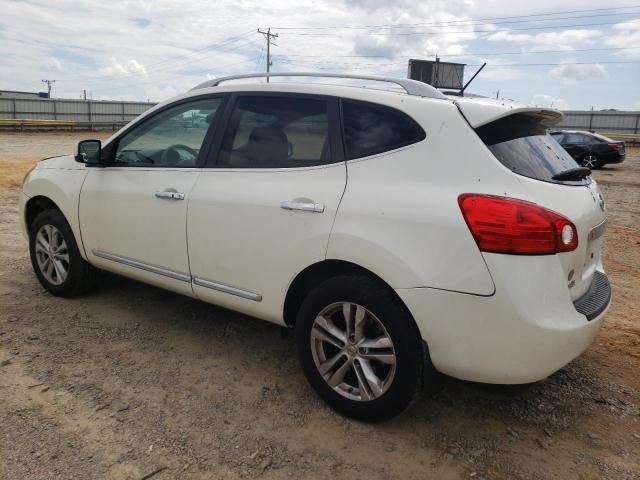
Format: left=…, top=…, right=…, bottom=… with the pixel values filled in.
left=82, top=89, right=87, bottom=100
left=41, top=79, right=56, bottom=98
left=258, top=28, right=278, bottom=83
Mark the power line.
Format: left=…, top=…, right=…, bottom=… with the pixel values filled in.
left=280, top=19, right=640, bottom=36
left=273, top=46, right=640, bottom=59
left=277, top=58, right=640, bottom=68
left=57, top=34, right=261, bottom=84
left=94, top=56, right=264, bottom=95
left=273, top=5, right=640, bottom=30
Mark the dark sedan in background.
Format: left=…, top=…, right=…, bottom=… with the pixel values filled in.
left=551, top=130, right=626, bottom=168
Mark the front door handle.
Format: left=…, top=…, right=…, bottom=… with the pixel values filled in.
left=281, top=200, right=325, bottom=213
left=155, top=190, right=185, bottom=200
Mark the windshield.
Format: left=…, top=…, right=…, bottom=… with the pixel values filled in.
left=476, top=113, right=590, bottom=186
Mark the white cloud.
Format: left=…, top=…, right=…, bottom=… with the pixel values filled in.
left=529, top=94, right=568, bottom=110
left=99, top=59, right=149, bottom=78
left=0, top=0, right=635, bottom=107
left=549, top=61, right=608, bottom=84
left=606, top=20, right=640, bottom=59
left=46, top=57, right=64, bottom=71
left=485, top=31, right=532, bottom=43
left=476, top=66, right=525, bottom=81
left=531, top=29, right=602, bottom=50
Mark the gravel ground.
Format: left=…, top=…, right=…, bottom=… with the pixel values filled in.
left=0, top=132, right=639, bottom=480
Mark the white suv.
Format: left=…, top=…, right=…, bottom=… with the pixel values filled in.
left=20, top=73, right=611, bottom=421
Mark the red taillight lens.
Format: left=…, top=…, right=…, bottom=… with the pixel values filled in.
left=458, top=194, right=578, bottom=255
left=608, top=143, right=622, bottom=150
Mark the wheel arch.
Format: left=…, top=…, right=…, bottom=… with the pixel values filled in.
left=24, top=195, right=62, bottom=232
left=283, top=259, right=415, bottom=329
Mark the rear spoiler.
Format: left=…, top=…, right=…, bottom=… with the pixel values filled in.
left=453, top=98, right=563, bottom=129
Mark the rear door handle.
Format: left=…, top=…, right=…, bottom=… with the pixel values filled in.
left=155, top=190, right=185, bottom=200
left=281, top=200, right=325, bottom=213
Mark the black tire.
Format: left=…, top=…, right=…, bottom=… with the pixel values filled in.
left=581, top=152, right=602, bottom=169
left=29, top=209, right=97, bottom=297
left=295, top=274, right=438, bottom=421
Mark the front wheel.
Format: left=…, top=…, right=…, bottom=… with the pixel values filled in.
left=295, top=274, right=436, bottom=421
left=29, top=209, right=96, bottom=297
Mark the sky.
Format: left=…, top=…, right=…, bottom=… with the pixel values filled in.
left=1, top=0, right=639, bottom=110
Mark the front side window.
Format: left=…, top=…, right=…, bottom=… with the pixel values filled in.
left=114, top=98, right=222, bottom=167
left=342, top=100, right=425, bottom=159
left=218, top=96, right=330, bottom=168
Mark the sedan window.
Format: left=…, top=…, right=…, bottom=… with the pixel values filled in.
left=115, top=98, right=222, bottom=167
left=564, top=133, right=589, bottom=144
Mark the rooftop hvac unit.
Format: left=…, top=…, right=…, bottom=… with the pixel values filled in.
left=407, top=59, right=466, bottom=90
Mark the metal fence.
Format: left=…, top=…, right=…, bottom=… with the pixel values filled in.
left=0, top=97, right=155, bottom=130
left=556, top=110, right=640, bottom=135
left=1, top=97, right=639, bottom=139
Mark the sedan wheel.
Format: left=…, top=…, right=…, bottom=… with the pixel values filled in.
left=582, top=153, right=600, bottom=168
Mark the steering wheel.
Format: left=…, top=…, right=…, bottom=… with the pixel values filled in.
left=161, top=144, right=198, bottom=164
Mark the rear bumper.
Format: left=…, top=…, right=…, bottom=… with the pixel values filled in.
left=397, top=255, right=610, bottom=384
left=602, top=150, right=625, bottom=164
left=604, top=154, right=625, bottom=164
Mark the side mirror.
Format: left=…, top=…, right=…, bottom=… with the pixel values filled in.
left=75, top=139, right=102, bottom=165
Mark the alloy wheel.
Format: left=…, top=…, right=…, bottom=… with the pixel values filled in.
left=582, top=154, right=598, bottom=168
left=310, top=302, right=396, bottom=402
left=34, top=224, right=70, bottom=285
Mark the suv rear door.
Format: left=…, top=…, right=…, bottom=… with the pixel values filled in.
left=186, top=93, right=346, bottom=323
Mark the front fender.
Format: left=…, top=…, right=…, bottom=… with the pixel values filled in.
left=22, top=167, right=89, bottom=260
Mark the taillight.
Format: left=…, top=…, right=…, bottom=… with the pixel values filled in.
left=458, top=194, right=578, bottom=255
left=608, top=143, right=622, bottom=150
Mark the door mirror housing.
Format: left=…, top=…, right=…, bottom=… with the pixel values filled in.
left=75, top=139, right=102, bottom=165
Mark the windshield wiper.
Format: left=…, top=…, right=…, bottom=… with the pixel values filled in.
left=552, top=167, right=591, bottom=181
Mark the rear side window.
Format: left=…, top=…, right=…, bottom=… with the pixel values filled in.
left=218, top=95, right=330, bottom=168
left=476, top=113, right=589, bottom=185
left=564, top=132, right=591, bottom=143
left=342, top=100, right=425, bottom=159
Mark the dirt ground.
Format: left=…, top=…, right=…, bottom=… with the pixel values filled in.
left=0, top=131, right=638, bottom=480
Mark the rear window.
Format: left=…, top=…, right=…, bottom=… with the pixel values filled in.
left=592, top=133, right=615, bottom=143
left=476, top=113, right=589, bottom=185
left=342, top=100, right=425, bottom=159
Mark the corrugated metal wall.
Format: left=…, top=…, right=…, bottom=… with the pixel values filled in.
left=557, top=110, right=640, bottom=134
left=0, top=97, right=155, bottom=126
left=1, top=97, right=639, bottom=135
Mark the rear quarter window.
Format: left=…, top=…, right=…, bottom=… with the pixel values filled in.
left=476, top=113, right=589, bottom=185
left=342, top=100, right=425, bottom=159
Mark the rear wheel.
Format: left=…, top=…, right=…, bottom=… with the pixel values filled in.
left=581, top=152, right=601, bottom=169
left=29, top=209, right=97, bottom=297
left=295, top=274, right=436, bottom=421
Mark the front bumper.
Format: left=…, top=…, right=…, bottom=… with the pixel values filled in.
left=18, top=191, right=31, bottom=239
left=397, top=255, right=610, bottom=384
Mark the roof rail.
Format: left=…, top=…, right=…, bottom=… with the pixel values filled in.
left=191, top=72, right=447, bottom=99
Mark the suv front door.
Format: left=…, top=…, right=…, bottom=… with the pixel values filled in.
left=187, top=93, right=346, bottom=322
left=79, top=96, right=225, bottom=295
